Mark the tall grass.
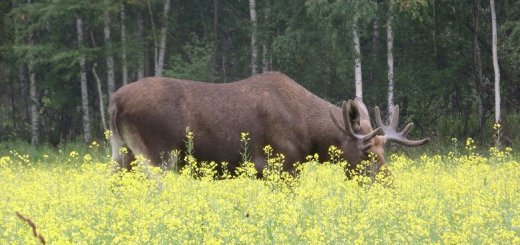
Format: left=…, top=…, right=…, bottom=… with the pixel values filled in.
left=0, top=137, right=519, bottom=243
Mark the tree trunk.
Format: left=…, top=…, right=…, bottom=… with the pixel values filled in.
left=387, top=0, right=395, bottom=117
left=104, top=6, right=115, bottom=101
left=156, top=0, right=171, bottom=76
left=249, top=0, right=258, bottom=75
left=121, top=4, right=128, bottom=85
left=29, top=59, right=39, bottom=145
left=490, top=0, right=500, bottom=125
left=353, top=20, right=362, bottom=100
left=76, top=17, right=91, bottom=143
left=147, top=1, right=159, bottom=76
left=262, top=44, right=269, bottom=73
left=472, top=0, right=484, bottom=141
left=137, top=12, right=145, bottom=80
left=92, top=63, right=108, bottom=132
left=91, top=31, right=108, bottom=132
left=27, top=0, right=39, bottom=145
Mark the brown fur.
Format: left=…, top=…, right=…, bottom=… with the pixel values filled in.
left=109, top=72, right=385, bottom=175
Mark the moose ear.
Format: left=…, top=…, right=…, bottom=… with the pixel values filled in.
left=353, top=98, right=370, bottom=120
left=342, top=100, right=360, bottom=130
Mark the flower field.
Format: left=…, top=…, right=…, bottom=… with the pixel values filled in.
left=1, top=140, right=519, bottom=244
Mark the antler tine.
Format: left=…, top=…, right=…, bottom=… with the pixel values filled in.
left=401, top=123, right=414, bottom=137
left=375, top=104, right=430, bottom=147
left=374, top=106, right=385, bottom=128
left=387, top=137, right=430, bottom=147
left=329, top=111, right=349, bottom=136
left=390, top=105, right=399, bottom=129
left=358, top=142, right=373, bottom=152
left=362, top=128, right=382, bottom=142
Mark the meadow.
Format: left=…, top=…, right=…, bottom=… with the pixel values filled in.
left=1, top=137, right=519, bottom=244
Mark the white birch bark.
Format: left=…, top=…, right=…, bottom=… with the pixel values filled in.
left=156, top=0, right=171, bottom=76
left=249, top=0, right=258, bottom=75
left=353, top=20, right=362, bottom=100
left=76, top=17, right=91, bottom=143
left=121, top=4, right=128, bottom=85
left=104, top=7, right=115, bottom=102
left=490, top=0, right=500, bottom=124
left=27, top=0, right=39, bottom=145
left=387, top=1, right=395, bottom=116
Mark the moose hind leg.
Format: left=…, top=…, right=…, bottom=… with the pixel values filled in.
left=111, top=134, right=135, bottom=170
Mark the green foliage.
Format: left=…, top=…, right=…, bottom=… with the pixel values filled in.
left=164, top=36, right=214, bottom=81
left=395, top=0, right=429, bottom=20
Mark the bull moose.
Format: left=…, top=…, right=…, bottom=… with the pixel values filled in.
left=109, top=72, right=428, bottom=176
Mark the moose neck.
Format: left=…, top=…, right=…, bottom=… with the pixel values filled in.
left=305, top=101, right=348, bottom=160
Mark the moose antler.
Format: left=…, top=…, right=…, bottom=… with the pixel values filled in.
left=330, top=101, right=382, bottom=151
left=374, top=105, right=429, bottom=146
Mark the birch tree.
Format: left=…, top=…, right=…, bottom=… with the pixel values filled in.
left=490, top=0, right=501, bottom=147
left=353, top=18, right=362, bottom=100
left=26, top=0, right=39, bottom=145
left=104, top=4, right=115, bottom=101
left=90, top=31, right=108, bottom=132
left=249, top=0, right=258, bottom=75
left=76, top=17, right=91, bottom=143
left=387, top=0, right=395, bottom=118
left=490, top=0, right=500, bottom=125
left=156, top=0, right=171, bottom=76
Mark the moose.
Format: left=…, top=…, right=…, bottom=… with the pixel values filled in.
left=109, top=72, right=429, bottom=176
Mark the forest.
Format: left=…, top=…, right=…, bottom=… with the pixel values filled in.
left=0, top=0, right=519, bottom=148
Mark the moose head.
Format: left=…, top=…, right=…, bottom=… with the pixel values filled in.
left=330, top=98, right=429, bottom=176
